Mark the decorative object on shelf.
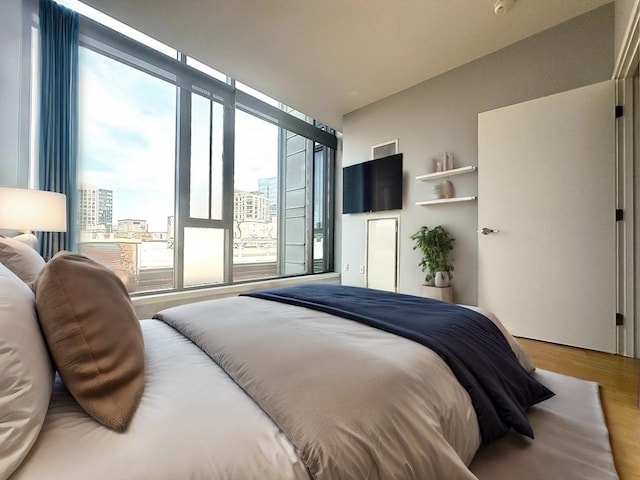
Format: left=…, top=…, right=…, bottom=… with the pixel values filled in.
left=441, top=181, right=454, bottom=199
left=415, top=165, right=477, bottom=206
left=443, top=152, right=454, bottom=171
left=410, top=225, right=455, bottom=288
left=432, top=158, right=443, bottom=172
left=432, top=183, right=443, bottom=199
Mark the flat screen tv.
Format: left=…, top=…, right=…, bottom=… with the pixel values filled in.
left=342, top=153, right=403, bottom=214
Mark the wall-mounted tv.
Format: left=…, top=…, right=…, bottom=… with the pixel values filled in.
left=342, top=153, right=403, bottom=214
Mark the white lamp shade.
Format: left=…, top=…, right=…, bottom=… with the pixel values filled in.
left=0, top=187, right=67, bottom=232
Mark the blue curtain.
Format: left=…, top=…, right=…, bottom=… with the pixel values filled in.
left=38, top=0, right=79, bottom=259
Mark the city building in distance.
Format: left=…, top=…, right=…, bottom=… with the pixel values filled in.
left=78, top=183, right=113, bottom=232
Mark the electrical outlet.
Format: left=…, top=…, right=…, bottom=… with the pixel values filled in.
left=359, top=265, right=365, bottom=274
left=343, top=263, right=349, bottom=271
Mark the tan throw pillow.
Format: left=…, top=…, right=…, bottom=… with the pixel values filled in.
left=35, top=252, right=144, bottom=431
left=0, top=236, right=45, bottom=285
left=0, top=264, right=54, bottom=479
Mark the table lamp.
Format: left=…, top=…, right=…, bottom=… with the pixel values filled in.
left=0, top=187, right=68, bottom=249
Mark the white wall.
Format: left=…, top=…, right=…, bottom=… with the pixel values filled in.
left=0, top=0, right=31, bottom=188
left=0, top=0, right=23, bottom=187
left=340, top=4, right=615, bottom=305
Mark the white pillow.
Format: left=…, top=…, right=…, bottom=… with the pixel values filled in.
left=0, top=236, right=45, bottom=286
left=0, top=264, right=53, bottom=480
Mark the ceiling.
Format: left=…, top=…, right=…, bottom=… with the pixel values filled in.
left=82, top=0, right=611, bottom=130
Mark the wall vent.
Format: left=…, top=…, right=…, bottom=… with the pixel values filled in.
left=371, top=139, right=399, bottom=159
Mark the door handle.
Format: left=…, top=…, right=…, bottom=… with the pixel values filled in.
left=478, top=227, right=499, bottom=235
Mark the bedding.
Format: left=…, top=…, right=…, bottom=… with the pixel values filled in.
left=10, top=319, right=309, bottom=480
left=7, top=284, right=578, bottom=480
left=155, top=295, right=481, bottom=479
left=243, top=285, right=553, bottom=444
left=0, top=236, right=45, bottom=286
left=0, top=265, right=53, bottom=479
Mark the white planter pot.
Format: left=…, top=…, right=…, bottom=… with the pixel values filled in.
left=434, top=271, right=450, bottom=287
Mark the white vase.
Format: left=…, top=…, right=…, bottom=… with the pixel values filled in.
left=434, top=271, right=449, bottom=287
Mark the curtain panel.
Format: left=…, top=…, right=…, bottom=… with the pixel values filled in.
left=38, top=0, right=79, bottom=258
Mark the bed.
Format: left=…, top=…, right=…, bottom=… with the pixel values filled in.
left=0, top=247, right=619, bottom=480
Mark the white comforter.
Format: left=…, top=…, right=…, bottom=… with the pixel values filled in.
left=12, top=297, right=532, bottom=480
left=13, top=319, right=309, bottom=479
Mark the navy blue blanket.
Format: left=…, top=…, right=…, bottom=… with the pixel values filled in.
left=243, top=284, right=554, bottom=445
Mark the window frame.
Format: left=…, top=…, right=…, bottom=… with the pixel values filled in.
left=74, top=16, right=336, bottom=295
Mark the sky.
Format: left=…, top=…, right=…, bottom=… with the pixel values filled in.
left=78, top=47, right=278, bottom=232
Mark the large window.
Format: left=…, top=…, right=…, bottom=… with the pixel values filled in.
left=77, top=47, right=177, bottom=292
left=233, top=110, right=278, bottom=281
left=71, top=11, right=336, bottom=294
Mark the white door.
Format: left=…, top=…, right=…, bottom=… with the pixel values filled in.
left=366, top=218, right=398, bottom=292
left=478, top=80, right=616, bottom=353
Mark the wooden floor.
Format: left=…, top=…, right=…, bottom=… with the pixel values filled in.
left=517, top=338, right=640, bottom=480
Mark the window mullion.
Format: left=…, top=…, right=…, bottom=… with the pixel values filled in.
left=175, top=85, right=191, bottom=290
left=223, top=102, right=235, bottom=283
left=208, top=100, right=213, bottom=220
left=305, top=139, right=314, bottom=273
left=324, top=147, right=335, bottom=272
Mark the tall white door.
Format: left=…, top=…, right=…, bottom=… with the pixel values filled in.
left=366, top=218, right=398, bottom=292
left=478, top=80, right=616, bottom=353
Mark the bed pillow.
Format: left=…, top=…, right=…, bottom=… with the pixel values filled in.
left=0, top=264, right=54, bottom=480
left=0, top=236, right=45, bottom=285
left=34, top=252, right=144, bottom=432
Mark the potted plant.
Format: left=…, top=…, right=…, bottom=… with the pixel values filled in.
left=410, top=225, right=455, bottom=287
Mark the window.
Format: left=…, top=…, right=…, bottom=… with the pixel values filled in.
left=77, top=46, right=176, bottom=292
left=67, top=6, right=336, bottom=294
left=234, top=111, right=278, bottom=281
left=189, top=92, right=224, bottom=220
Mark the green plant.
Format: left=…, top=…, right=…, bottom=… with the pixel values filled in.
left=410, top=225, right=455, bottom=283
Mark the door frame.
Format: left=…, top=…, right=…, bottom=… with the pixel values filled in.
left=613, top=0, right=639, bottom=358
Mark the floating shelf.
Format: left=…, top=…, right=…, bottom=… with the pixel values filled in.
left=415, top=196, right=477, bottom=206
left=416, top=165, right=477, bottom=181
